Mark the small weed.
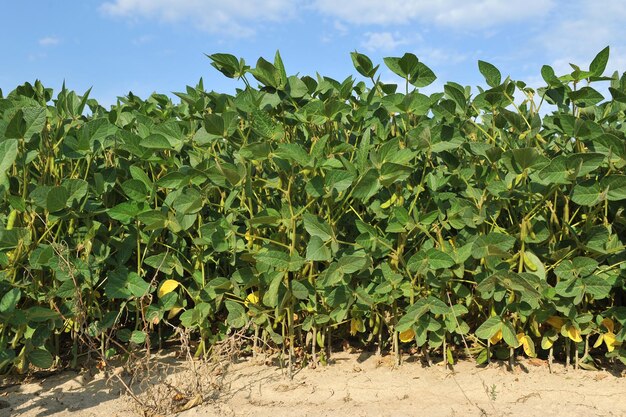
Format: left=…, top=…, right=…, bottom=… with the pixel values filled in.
left=485, top=383, right=498, bottom=401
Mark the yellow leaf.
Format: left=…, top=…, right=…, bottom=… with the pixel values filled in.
left=541, top=337, right=554, bottom=350
left=350, top=318, right=365, bottom=336
left=446, top=347, right=454, bottom=365
left=399, top=328, right=415, bottom=343
left=567, top=325, right=582, bottom=343
left=601, top=318, right=615, bottom=333
left=380, top=193, right=398, bottom=209
left=167, top=306, right=183, bottom=319
left=546, top=316, right=565, bottom=330
left=63, top=319, right=74, bottom=333
left=244, top=291, right=260, bottom=307
left=523, top=252, right=537, bottom=272
left=593, top=334, right=604, bottom=349
left=489, top=329, right=502, bottom=345
left=158, top=279, right=180, bottom=298
left=604, top=333, right=617, bottom=353
left=517, top=333, right=536, bottom=357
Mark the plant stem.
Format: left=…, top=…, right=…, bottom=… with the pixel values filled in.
left=423, top=346, right=432, bottom=367
left=311, top=326, right=317, bottom=369
left=548, top=347, right=553, bottom=374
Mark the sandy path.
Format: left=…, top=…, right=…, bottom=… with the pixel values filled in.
left=2, top=352, right=625, bottom=417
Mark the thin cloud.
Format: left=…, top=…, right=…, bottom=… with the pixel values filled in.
left=536, top=0, right=626, bottom=76
left=39, top=36, right=60, bottom=46
left=132, top=35, right=154, bottom=46
left=361, top=32, right=410, bottom=52
left=312, top=0, right=555, bottom=29
left=100, top=0, right=297, bottom=37
left=416, top=47, right=467, bottom=66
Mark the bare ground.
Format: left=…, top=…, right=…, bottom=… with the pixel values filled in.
left=2, top=352, right=626, bottom=417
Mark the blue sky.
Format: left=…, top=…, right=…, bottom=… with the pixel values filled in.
left=2, top=1, right=625, bottom=107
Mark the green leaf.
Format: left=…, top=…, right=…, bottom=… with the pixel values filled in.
left=472, top=233, right=516, bottom=259
left=291, top=280, right=312, bottom=300
left=239, top=142, right=271, bottom=161
left=425, top=248, right=456, bottom=270
left=121, top=179, right=149, bottom=201
left=274, top=50, right=288, bottom=88
left=5, top=107, right=46, bottom=141
left=207, top=53, right=245, bottom=78
left=351, top=51, right=378, bottom=78
left=384, top=54, right=436, bottom=87
left=25, top=307, right=61, bottom=322
left=566, top=153, right=605, bottom=177
left=384, top=53, right=419, bottom=80
left=250, top=57, right=283, bottom=89
left=305, top=236, right=332, bottom=261
left=172, top=188, right=203, bottom=214
left=352, top=169, right=380, bottom=201
left=130, top=330, right=146, bottom=344
left=0, top=139, right=18, bottom=186
left=478, top=60, right=501, bottom=87
left=602, top=175, right=626, bottom=201
left=555, top=277, right=584, bottom=300
left=46, top=186, right=69, bottom=213
left=107, top=201, right=146, bottom=223
left=105, top=268, right=149, bottom=299
left=29, top=245, right=54, bottom=269
left=538, top=156, right=571, bottom=184
left=204, top=114, right=225, bottom=136
left=256, top=250, right=303, bottom=271
left=571, top=181, right=602, bottom=206
left=584, top=275, right=612, bottom=299
left=503, top=148, right=546, bottom=173
left=336, top=254, right=368, bottom=275
left=128, top=273, right=151, bottom=298
left=502, top=320, right=520, bottom=348
left=589, top=46, right=609, bottom=76
left=287, top=76, right=309, bottom=98
left=396, top=298, right=430, bottom=332
left=28, top=349, right=53, bottom=369
left=137, top=210, right=167, bottom=230
left=568, top=87, right=604, bottom=107
left=541, top=65, right=559, bottom=85
left=0, top=288, right=20, bottom=313
left=475, top=316, right=503, bottom=340
left=141, top=134, right=173, bottom=149
left=274, top=143, right=310, bottom=166
left=62, top=179, right=88, bottom=207
left=263, top=271, right=283, bottom=308
left=411, top=62, right=437, bottom=88
left=225, top=300, right=247, bottom=328
left=303, top=213, right=333, bottom=241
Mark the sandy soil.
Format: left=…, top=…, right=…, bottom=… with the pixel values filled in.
left=2, top=352, right=625, bottom=417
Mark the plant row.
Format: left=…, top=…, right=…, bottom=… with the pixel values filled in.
left=0, top=47, right=625, bottom=374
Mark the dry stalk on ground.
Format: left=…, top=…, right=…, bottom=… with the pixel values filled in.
left=125, top=324, right=251, bottom=416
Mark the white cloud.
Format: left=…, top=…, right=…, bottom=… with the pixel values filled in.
left=28, top=52, right=48, bottom=61
left=415, top=47, right=467, bottom=66
left=132, top=35, right=154, bottom=46
left=361, top=32, right=409, bottom=52
left=333, top=20, right=349, bottom=34
left=39, top=36, right=60, bottom=46
left=311, top=0, right=554, bottom=28
left=536, top=0, right=626, bottom=76
left=100, top=0, right=297, bottom=36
